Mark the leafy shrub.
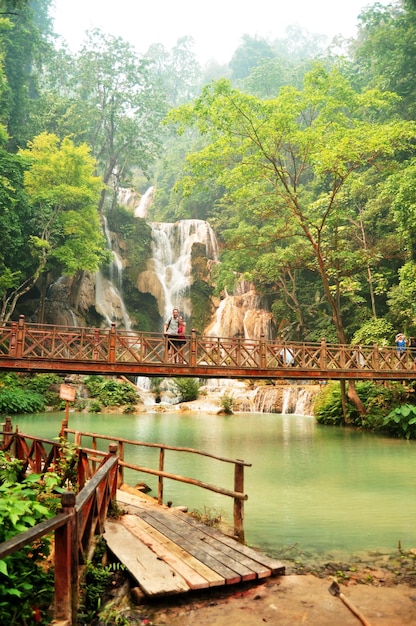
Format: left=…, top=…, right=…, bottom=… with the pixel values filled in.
left=84, top=376, right=137, bottom=406
left=0, top=372, right=62, bottom=413
left=173, top=378, right=200, bottom=402
left=0, top=388, right=45, bottom=414
left=383, top=404, right=416, bottom=439
left=0, top=453, right=59, bottom=624
left=220, top=394, right=234, bottom=414
left=313, top=382, right=348, bottom=425
left=314, top=381, right=407, bottom=429
left=88, top=400, right=102, bottom=413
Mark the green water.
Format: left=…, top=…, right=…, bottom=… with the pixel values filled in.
left=13, top=411, right=416, bottom=560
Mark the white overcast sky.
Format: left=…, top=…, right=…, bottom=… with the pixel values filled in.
left=51, top=0, right=391, bottom=64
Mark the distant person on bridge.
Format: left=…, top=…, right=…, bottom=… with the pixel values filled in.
left=164, top=308, right=180, bottom=362
left=395, top=333, right=407, bottom=359
left=177, top=316, right=187, bottom=363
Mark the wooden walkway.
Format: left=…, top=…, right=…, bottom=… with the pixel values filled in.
left=104, top=488, right=285, bottom=597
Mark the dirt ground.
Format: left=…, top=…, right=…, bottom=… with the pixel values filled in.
left=134, top=573, right=416, bottom=626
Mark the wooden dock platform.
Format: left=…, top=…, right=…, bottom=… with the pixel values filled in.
left=104, top=488, right=285, bottom=598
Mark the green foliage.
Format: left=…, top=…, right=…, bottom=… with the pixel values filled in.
left=314, top=381, right=407, bottom=428
left=0, top=372, right=63, bottom=414
left=168, top=66, right=416, bottom=347
left=88, top=400, right=102, bottom=413
left=0, top=387, right=45, bottom=414
left=351, top=318, right=395, bottom=346
left=313, top=382, right=348, bottom=426
left=78, top=548, right=127, bottom=624
left=84, top=375, right=138, bottom=407
left=0, top=453, right=57, bottom=625
left=220, top=394, right=234, bottom=414
left=172, top=378, right=200, bottom=402
left=383, top=404, right=416, bottom=439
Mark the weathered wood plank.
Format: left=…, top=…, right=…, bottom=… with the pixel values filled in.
left=137, top=508, right=256, bottom=582
left=121, top=514, right=217, bottom=590
left=170, top=508, right=286, bottom=576
left=136, top=508, right=242, bottom=584
left=104, top=520, right=189, bottom=596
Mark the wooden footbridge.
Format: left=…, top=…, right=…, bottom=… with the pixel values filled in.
left=0, top=315, right=415, bottom=380
left=106, top=488, right=284, bottom=597
left=0, top=421, right=284, bottom=623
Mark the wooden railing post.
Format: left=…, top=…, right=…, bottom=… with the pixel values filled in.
left=320, top=338, right=327, bottom=369
left=9, top=322, right=17, bottom=355
left=372, top=342, right=380, bottom=370
left=158, top=447, right=165, bottom=504
left=234, top=462, right=245, bottom=543
left=15, top=314, right=25, bottom=358
left=260, top=334, right=266, bottom=369
left=117, top=440, right=124, bottom=486
left=54, top=492, right=77, bottom=624
left=1, top=416, right=13, bottom=449
left=109, top=323, right=116, bottom=363
left=190, top=328, right=197, bottom=366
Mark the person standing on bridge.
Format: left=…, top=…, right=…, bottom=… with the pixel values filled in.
left=164, top=308, right=180, bottom=362
left=395, top=333, right=407, bottom=359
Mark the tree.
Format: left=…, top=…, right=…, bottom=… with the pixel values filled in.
left=56, top=29, right=166, bottom=211
left=168, top=67, right=416, bottom=415
left=0, top=0, right=54, bottom=149
left=229, top=34, right=275, bottom=81
left=0, top=132, right=107, bottom=322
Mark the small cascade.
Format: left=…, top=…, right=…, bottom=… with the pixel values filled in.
left=134, top=186, right=154, bottom=218
left=281, top=386, right=313, bottom=416
left=251, top=386, right=281, bottom=413
left=137, top=219, right=219, bottom=320
left=96, top=217, right=132, bottom=329
left=205, top=281, right=274, bottom=340
left=103, top=217, right=123, bottom=290
left=95, top=271, right=132, bottom=329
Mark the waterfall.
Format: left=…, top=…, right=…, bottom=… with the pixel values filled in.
left=138, top=219, right=219, bottom=320
left=205, top=286, right=274, bottom=340
left=282, top=386, right=313, bottom=416
left=134, top=186, right=154, bottom=218
left=95, top=217, right=132, bottom=329
left=103, top=217, right=123, bottom=290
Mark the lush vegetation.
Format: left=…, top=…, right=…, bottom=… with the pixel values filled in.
left=172, top=377, right=200, bottom=402
left=83, top=375, right=138, bottom=411
left=313, top=381, right=416, bottom=437
left=0, top=372, right=61, bottom=414
left=0, top=450, right=67, bottom=624
left=0, top=2, right=416, bottom=422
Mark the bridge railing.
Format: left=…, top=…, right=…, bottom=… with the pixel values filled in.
left=63, top=425, right=251, bottom=543
left=1, top=315, right=415, bottom=374
left=0, top=422, right=119, bottom=625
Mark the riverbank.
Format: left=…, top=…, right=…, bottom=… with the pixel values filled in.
left=99, top=555, right=416, bottom=625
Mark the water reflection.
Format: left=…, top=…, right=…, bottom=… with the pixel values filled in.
left=13, top=411, right=416, bottom=560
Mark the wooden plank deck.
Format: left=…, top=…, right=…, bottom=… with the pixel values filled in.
left=104, top=488, right=285, bottom=598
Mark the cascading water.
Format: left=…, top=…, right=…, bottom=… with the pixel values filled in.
left=95, top=217, right=132, bottom=329
left=282, top=386, right=313, bottom=416
left=138, top=219, right=219, bottom=321
left=134, top=186, right=154, bottom=218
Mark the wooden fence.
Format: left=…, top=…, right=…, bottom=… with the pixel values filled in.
left=0, top=417, right=251, bottom=623
left=0, top=419, right=119, bottom=625
left=65, top=425, right=251, bottom=542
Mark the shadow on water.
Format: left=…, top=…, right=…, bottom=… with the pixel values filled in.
left=14, top=410, right=416, bottom=563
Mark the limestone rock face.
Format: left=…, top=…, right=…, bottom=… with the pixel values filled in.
left=205, top=287, right=275, bottom=340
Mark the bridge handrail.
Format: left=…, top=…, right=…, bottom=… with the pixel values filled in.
left=64, top=425, right=249, bottom=542
left=0, top=450, right=118, bottom=624
left=0, top=315, right=415, bottom=380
